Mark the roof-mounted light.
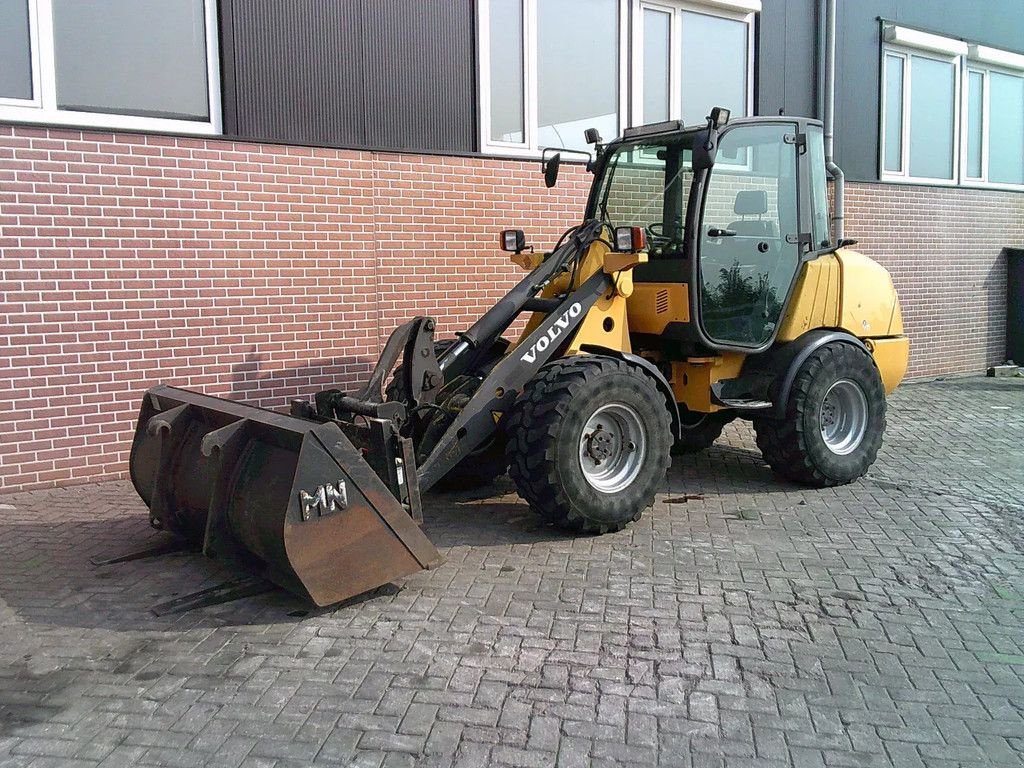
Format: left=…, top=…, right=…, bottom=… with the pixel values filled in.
left=622, top=120, right=685, bottom=140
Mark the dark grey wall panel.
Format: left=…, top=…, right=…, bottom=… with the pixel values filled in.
left=224, top=0, right=366, bottom=146
left=221, top=0, right=475, bottom=153
left=834, top=0, right=1024, bottom=181
left=757, top=0, right=818, bottom=120
left=362, top=1, right=475, bottom=153
left=217, top=0, right=238, bottom=136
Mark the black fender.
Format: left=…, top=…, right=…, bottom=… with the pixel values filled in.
left=579, top=344, right=682, bottom=440
left=746, top=330, right=869, bottom=419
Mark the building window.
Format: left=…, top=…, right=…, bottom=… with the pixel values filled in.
left=0, top=0, right=220, bottom=134
left=880, top=47, right=960, bottom=182
left=633, top=1, right=754, bottom=128
left=480, top=0, right=620, bottom=154
left=880, top=24, right=1024, bottom=189
left=0, top=0, right=35, bottom=104
left=487, top=0, right=525, bottom=144
left=881, top=54, right=904, bottom=173
left=478, top=0, right=757, bottom=156
left=965, top=68, right=984, bottom=179
left=966, top=66, right=1024, bottom=186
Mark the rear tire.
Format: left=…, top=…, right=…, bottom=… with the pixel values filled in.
left=671, top=408, right=733, bottom=455
left=505, top=356, right=672, bottom=533
left=753, top=343, right=885, bottom=487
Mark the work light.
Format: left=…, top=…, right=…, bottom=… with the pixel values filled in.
left=613, top=226, right=646, bottom=253
left=500, top=229, right=526, bottom=253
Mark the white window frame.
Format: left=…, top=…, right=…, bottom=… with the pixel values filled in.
left=963, top=66, right=989, bottom=182
left=477, top=0, right=531, bottom=153
left=879, top=24, right=1024, bottom=191
left=630, top=0, right=756, bottom=130
left=879, top=51, right=907, bottom=176
left=0, top=0, right=221, bottom=135
left=960, top=62, right=1024, bottom=190
left=477, top=0, right=629, bottom=157
left=0, top=0, right=42, bottom=109
left=879, top=43, right=962, bottom=185
left=476, top=0, right=757, bottom=157
left=633, top=1, right=679, bottom=125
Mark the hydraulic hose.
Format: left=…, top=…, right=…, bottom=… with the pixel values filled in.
left=439, top=221, right=602, bottom=372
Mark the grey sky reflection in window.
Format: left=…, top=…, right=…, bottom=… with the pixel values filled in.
left=537, top=0, right=617, bottom=152
left=883, top=55, right=904, bottom=173
left=908, top=55, right=955, bottom=179
left=681, top=11, right=747, bottom=125
left=989, top=72, right=1024, bottom=185
left=642, top=8, right=671, bottom=124
left=53, top=0, right=209, bottom=120
left=488, top=0, right=524, bottom=143
left=0, top=0, right=33, bottom=100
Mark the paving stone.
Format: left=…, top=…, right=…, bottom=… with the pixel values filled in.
left=0, top=377, right=1023, bottom=767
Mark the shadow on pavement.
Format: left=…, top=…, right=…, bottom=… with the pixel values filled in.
left=0, top=430, right=790, bottom=634
left=0, top=482, right=570, bottom=634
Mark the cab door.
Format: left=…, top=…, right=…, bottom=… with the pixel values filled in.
left=696, top=122, right=805, bottom=349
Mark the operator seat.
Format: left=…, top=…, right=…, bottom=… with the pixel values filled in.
left=728, top=190, right=776, bottom=238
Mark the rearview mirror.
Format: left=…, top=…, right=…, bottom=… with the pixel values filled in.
left=544, top=152, right=561, bottom=188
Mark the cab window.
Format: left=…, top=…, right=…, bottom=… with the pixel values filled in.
left=698, top=123, right=801, bottom=347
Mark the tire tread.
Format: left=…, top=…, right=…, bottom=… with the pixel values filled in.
left=506, top=356, right=671, bottom=533
left=754, top=343, right=885, bottom=487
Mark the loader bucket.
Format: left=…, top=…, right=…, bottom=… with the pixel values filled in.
left=128, top=385, right=442, bottom=607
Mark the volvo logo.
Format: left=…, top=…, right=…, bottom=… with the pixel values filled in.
left=520, top=302, right=583, bottom=363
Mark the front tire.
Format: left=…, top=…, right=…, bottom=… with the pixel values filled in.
left=505, top=356, right=672, bottom=533
left=753, top=342, right=885, bottom=487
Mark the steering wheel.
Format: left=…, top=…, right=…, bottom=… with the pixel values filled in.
left=645, top=222, right=683, bottom=255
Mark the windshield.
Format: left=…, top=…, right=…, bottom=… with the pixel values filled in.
left=590, top=137, right=695, bottom=254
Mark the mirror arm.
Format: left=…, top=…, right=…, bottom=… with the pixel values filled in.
left=542, top=147, right=593, bottom=162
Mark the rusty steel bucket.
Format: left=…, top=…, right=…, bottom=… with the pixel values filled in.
left=128, top=385, right=442, bottom=607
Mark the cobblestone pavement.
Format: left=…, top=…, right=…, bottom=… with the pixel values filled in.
left=0, top=376, right=1022, bottom=768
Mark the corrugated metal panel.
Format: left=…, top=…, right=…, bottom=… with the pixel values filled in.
left=361, top=0, right=475, bottom=152
left=226, top=0, right=366, bottom=147
left=218, top=0, right=238, bottom=136
left=781, top=0, right=818, bottom=120
left=220, top=0, right=475, bottom=153
left=756, top=0, right=817, bottom=120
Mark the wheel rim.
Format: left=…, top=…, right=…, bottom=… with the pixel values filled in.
left=578, top=403, right=647, bottom=493
left=819, top=379, right=868, bottom=455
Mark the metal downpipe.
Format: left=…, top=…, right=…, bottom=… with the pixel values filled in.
left=823, top=0, right=845, bottom=243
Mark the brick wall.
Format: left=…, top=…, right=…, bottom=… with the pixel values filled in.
left=1, top=125, right=1021, bottom=491
left=844, top=184, right=1023, bottom=378
left=0, top=126, right=591, bottom=491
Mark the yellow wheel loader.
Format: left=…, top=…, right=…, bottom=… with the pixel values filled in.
left=127, top=110, right=909, bottom=609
